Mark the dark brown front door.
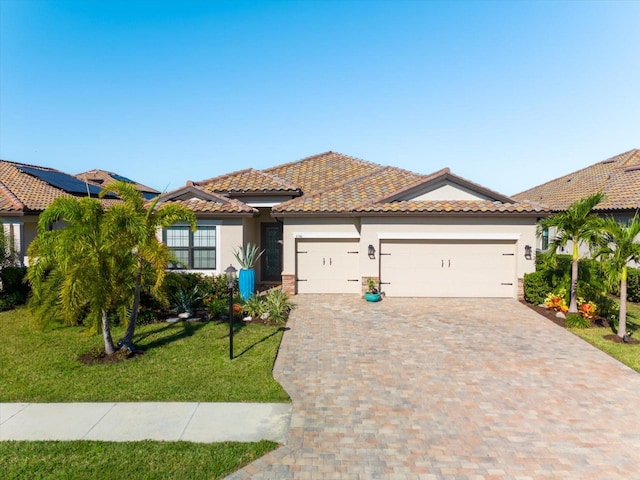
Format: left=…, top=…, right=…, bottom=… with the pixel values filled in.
left=261, top=222, right=283, bottom=282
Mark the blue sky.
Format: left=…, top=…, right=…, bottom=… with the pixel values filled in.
left=1, top=0, right=639, bottom=195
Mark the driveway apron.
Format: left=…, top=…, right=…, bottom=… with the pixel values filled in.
left=229, top=296, right=640, bottom=479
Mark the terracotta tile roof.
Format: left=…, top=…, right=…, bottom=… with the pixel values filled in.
left=76, top=169, right=160, bottom=196
left=193, top=168, right=300, bottom=195
left=158, top=185, right=258, bottom=216
left=273, top=166, right=425, bottom=213
left=513, top=149, right=640, bottom=212
left=161, top=197, right=257, bottom=215
left=264, top=151, right=382, bottom=194
left=354, top=199, right=548, bottom=214
left=173, top=151, right=547, bottom=217
left=0, top=160, right=120, bottom=214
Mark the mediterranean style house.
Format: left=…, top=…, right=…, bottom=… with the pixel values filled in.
left=158, top=152, right=547, bottom=298
left=513, top=148, right=640, bottom=253
left=0, top=160, right=155, bottom=266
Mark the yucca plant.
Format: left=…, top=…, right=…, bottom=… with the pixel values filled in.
left=233, top=242, right=265, bottom=269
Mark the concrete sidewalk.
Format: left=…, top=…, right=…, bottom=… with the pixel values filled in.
left=0, top=402, right=291, bottom=443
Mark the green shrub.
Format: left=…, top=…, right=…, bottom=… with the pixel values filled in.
left=206, top=297, right=228, bottom=319
left=0, top=266, right=29, bottom=308
left=627, top=268, right=640, bottom=303
left=566, top=313, right=590, bottom=328
left=263, top=289, right=293, bottom=324
left=243, top=294, right=266, bottom=318
left=200, top=273, right=236, bottom=301
left=523, top=271, right=549, bottom=305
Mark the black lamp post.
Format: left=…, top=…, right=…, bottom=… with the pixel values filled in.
left=225, top=264, right=237, bottom=360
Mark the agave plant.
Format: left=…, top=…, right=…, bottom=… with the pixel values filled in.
left=233, top=242, right=265, bottom=269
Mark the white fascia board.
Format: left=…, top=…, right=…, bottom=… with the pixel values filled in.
left=293, top=232, right=360, bottom=239
left=377, top=232, right=521, bottom=241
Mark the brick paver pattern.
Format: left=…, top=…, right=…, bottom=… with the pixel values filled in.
left=228, top=296, right=640, bottom=479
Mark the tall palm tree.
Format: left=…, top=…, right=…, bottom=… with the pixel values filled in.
left=595, top=215, right=640, bottom=339
left=27, top=197, right=133, bottom=354
left=101, top=181, right=196, bottom=350
left=537, top=192, right=605, bottom=313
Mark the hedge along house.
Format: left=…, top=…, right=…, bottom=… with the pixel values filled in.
left=160, top=152, right=548, bottom=298
left=513, top=149, right=640, bottom=259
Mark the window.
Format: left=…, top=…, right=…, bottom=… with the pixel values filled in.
left=541, top=228, right=549, bottom=251
left=164, top=225, right=216, bottom=269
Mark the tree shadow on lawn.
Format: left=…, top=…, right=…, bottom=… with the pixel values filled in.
left=134, top=321, right=207, bottom=351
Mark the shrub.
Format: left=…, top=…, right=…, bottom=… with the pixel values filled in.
left=544, top=289, right=568, bottom=312
left=263, top=289, right=293, bottom=324
left=0, top=266, right=29, bottom=309
left=523, top=271, right=548, bottom=305
left=244, top=294, right=266, bottom=318
left=200, top=274, right=236, bottom=301
left=206, top=297, right=228, bottom=319
left=627, top=268, right=640, bottom=303
left=566, top=313, right=590, bottom=328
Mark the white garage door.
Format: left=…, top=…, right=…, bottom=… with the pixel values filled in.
left=380, top=239, right=516, bottom=297
left=296, top=239, right=361, bottom=294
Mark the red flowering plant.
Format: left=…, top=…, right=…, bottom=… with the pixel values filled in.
left=577, top=297, right=598, bottom=319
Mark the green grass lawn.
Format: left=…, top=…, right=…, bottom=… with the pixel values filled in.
left=0, top=307, right=288, bottom=479
left=0, top=307, right=289, bottom=402
left=568, top=301, right=640, bottom=373
left=0, top=440, right=278, bottom=480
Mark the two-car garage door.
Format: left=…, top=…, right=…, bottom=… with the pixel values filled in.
left=380, top=239, right=516, bottom=297
left=295, top=238, right=518, bottom=297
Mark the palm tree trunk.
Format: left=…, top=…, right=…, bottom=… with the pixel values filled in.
left=119, top=258, right=142, bottom=350
left=101, top=310, right=116, bottom=355
left=618, top=267, right=627, bottom=339
left=569, top=243, right=579, bottom=313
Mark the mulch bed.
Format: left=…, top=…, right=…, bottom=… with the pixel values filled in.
left=521, top=301, right=639, bottom=344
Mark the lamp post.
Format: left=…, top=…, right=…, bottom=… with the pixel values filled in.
left=225, top=264, right=237, bottom=360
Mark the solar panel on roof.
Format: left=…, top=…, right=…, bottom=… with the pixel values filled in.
left=18, top=166, right=117, bottom=198
left=109, top=172, right=134, bottom=183
left=142, top=191, right=159, bottom=200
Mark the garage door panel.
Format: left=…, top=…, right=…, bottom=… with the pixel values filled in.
left=296, top=240, right=360, bottom=294
left=381, top=240, right=516, bottom=298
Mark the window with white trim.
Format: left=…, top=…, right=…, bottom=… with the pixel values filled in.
left=164, top=225, right=216, bottom=269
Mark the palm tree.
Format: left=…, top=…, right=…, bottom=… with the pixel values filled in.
left=27, top=197, right=133, bottom=354
left=594, top=215, right=640, bottom=339
left=101, top=181, right=196, bottom=350
left=537, top=192, right=605, bottom=313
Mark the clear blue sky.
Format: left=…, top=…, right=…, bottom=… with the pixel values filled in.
left=1, top=0, right=639, bottom=195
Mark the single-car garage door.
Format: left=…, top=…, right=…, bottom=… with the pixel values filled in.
left=296, top=239, right=361, bottom=294
left=380, top=239, right=516, bottom=297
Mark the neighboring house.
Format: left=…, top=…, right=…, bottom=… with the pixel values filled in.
left=0, top=160, right=131, bottom=265
left=513, top=149, right=640, bottom=253
left=159, top=152, right=547, bottom=298
left=76, top=169, right=160, bottom=199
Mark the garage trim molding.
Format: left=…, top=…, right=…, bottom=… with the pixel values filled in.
left=377, top=232, right=520, bottom=240
left=294, top=232, right=360, bottom=239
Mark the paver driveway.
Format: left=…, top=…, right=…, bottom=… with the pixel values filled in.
left=229, top=296, right=640, bottom=479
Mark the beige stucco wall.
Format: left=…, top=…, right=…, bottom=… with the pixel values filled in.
left=282, top=217, right=361, bottom=275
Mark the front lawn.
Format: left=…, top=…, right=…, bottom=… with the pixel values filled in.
left=0, top=440, right=278, bottom=479
left=0, top=307, right=289, bottom=402
left=568, top=301, right=640, bottom=373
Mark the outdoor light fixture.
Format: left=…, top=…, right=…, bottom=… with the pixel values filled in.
left=225, top=264, right=237, bottom=360
left=368, top=244, right=376, bottom=259
left=524, top=245, right=532, bottom=260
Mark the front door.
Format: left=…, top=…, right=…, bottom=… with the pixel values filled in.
left=261, top=222, right=283, bottom=282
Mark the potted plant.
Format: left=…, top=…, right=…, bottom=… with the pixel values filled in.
left=364, top=278, right=382, bottom=302
left=233, top=242, right=265, bottom=301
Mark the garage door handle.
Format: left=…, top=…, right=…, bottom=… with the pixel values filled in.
left=323, top=257, right=325, bottom=266
left=448, top=260, right=451, bottom=268
left=441, top=260, right=444, bottom=268
left=501, top=283, right=513, bottom=285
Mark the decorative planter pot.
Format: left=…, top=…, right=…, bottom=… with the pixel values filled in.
left=364, top=292, right=382, bottom=302
left=238, top=268, right=255, bottom=301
